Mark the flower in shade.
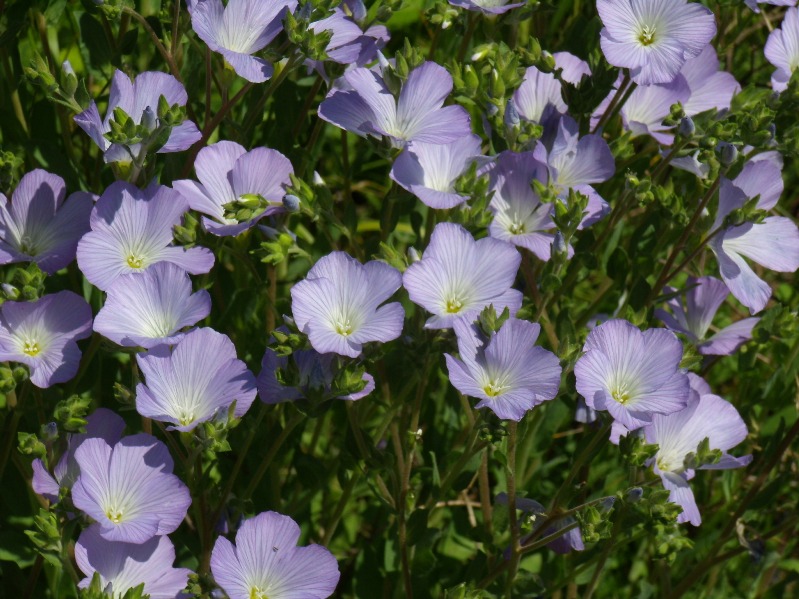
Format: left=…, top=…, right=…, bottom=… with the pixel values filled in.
left=644, top=379, right=752, bottom=525
left=553, top=52, right=592, bottom=84
left=747, top=0, right=796, bottom=12
left=709, top=155, right=799, bottom=314
left=447, top=0, right=525, bottom=15
left=679, top=45, right=740, bottom=116
left=0, top=169, right=93, bottom=274
left=189, top=0, right=297, bottom=83
left=484, top=151, right=564, bottom=261
left=617, top=76, right=691, bottom=145
left=94, top=262, right=211, bottom=349
left=533, top=115, right=614, bottom=227
left=403, top=222, right=522, bottom=329
left=74, top=70, right=201, bottom=164
left=32, top=408, right=125, bottom=504
left=72, top=433, right=191, bottom=544
left=445, top=317, right=561, bottom=421
left=135, top=327, right=257, bottom=431
left=76, top=524, right=192, bottom=598
left=389, top=134, right=483, bottom=209
left=291, top=252, right=404, bottom=358
left=76, top=181, right=214, bottom=291
left=574, top=319, right=690, bottom=430
left=0, top=291, right=92, bottom=388
left=318, top=62, right=472, bottom=147
left=211, top=511, right=340, bottom=599
left=656, top=276, right=759, bottom=355
left=258, top=344, right=375, bottom=404
left=765, top=7, right=799, bottom=92
left=172, top=141, right=294, bottom=236
left=511, top=67, right=567, bottom=126
left=309, top=0, right=389, bottom=67
left=597, top=0, right=716, bottom=85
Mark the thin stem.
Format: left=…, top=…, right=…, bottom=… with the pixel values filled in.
left=549, top=422, right=611, bottom=514
left=457, top=13, right=479, bottom=62
left=322, top=470, right=360, bottom=545
left=122, top=8, right=182, bottom=83
left=242, top=412, right=304, bottom=502
left=504, top=421, right=520, bottom=598
left=592, top=73, right=632, bottom=133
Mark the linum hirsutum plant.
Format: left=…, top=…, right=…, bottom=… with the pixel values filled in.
left=10, top=0, right=799, bottom=596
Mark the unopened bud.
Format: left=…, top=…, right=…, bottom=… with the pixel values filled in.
left=718, top=142, right=738, bottom=166
left=677, top=117, right=695, bottom=137
left=504, top=99, right=520, bottom=128
left=141, top=106, right=157, bottom=132
left=552, top=230, right=567, bottom=256
left=626, top=487, right=644, bottom=502
left=282, top=194, right=301, bottom=212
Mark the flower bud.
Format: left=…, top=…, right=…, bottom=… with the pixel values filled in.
left=282, top=194, right=301, bottom=212
left=504, top=99, right=520, bottom=128
left=677, top=117, right=695, bottom=137
left=718, top=142, right=738, bottom=166
left=141, top=106, right=157, bottom=132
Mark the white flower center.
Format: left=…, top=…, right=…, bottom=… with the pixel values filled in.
left=638, top=24, right=657, bottom=46
left=250, top=588, right=269, bottom=599
left=126, top=254, right=145, bottom=269
left=105, top=506, right=124, bottom=524
left=22, top=339, right=41, bottom=356
left=446, top=297, right=464, bottom=314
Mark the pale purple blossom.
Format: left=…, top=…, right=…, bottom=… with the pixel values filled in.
left=258, top=345, right=375, bottom=403
left=32, top=408, right=125, bottom=504
left=553, top=52, right=592, bottom=84
left=390, top=134, right=483, bottom=209
left=645, top=385, right=751, bottom=525
left=765, top=7, right=799, bottom=92
left=172, top=141, right=294, bottom=236
left=318, top=62, right=472, bottom=147
left=74, top=70, right=200, bottom=163
left=211, top=511, right=340, bottom=599
left=76, top=524, right=192, bottom=598
left=291, top=252, right=404, bottom=358
left=309, top=0, right=389, bottom=67
left=136, top=328, right=257, bottom=431
left=746, top=0, right=796, bottom=12
left=0, top=169, right=93, bottom=274
left=618, top=75, right=691, bottom=145
left=574, top=319, right=690, bottom=431
left=403, top=222, right=522, bottom=329
left=512, top=67, right=567, bottom=126
left=189, top=0, right=297, bottom=83
left=94, top=262, right=211, bottom=349
left=656, top=277, right=759, bottom=355
left=710, top=155, right=799, bottom=314
left=496, top=493, right=586, bottom=554
left=76, top=181, right=214, bottom=291
left=597, top=0, right=716, bottom=85
left=72, top=433, right=191, bottom=544
left=485, top=151, right=563, bottom=261
left=447, top=0, right=525, bottom=15
left=680, top=45, right=740, bottom=116
left=445, top=317, right=561, bottom=421
left=0, top=291, right=92, bottom=388
left=533, top=115, right=614, bottom=227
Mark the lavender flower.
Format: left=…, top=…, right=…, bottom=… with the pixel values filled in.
left=645, top=386, right=752, bottom=525
left=94, top=262, right=211, bottom=349
left=0, top=291, right=92, bottom=388
left=76, top=524, right=192, bottom=598
left=765, top=7, right=799, bottom=92
left=74, top=70, right=200, bottom=163
left=495, top=494, right=585, bottom=554
left=211, top=511, right=340, bottom=599
left=72, top=433, right=191, bottom=543
left=403, top=222, right=522, bottom=329
left=597, top=0, right=716, bottom=85
left=447, top=0, right=525, bottom=15
left=32, top=408, right=125, bottom=504
left=746, top=0, right=796, bottom=12
left=656, top=277, right=759, bottom=355
left=389, top=134, right=483, bottom=209
left=485, top=151, right=563, bottom=261
left=710, top=156, right=799, bottom=314
left=173, top=141, right=294, bottom=236
left=309, top=0, right=389, bottom=67
left=511, top=67, right=567, bottom=126
left=290, top=252, right=404, bottom=357
left=189, top=0, right=297, bottom=82
left=76, top=181, right=214, bottom=291
left=318, top=62, right=472, bottom=147
left=534, top=115, right=615, bottom=227
left=258, top=346, right=375, bottom=404
left=617, top=76, right=691, bottom=144
left=445, top=317, right=561, bottom=421
left=135, top=328, right=257, bottom=431
left=0, top=169, right=93, bottom=274
left=680, top=45, right=740, bottom=116
left=574, top=319, right=690, bottom=430
left=553, top=52, right=592, bottom=84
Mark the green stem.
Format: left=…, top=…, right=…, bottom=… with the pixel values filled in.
left=242, top=412, right=304, bottom=502
left=592, top=72, right=633, bottom=133
left=504, top=421, right=520, bottom=598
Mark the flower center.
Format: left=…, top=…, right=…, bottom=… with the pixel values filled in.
left=178, top=410, right=196, bottom=427
left=482, top=379, right=509, bottom=397
left=611, top=387, right=632, bottom=404
left=22, top=340, right=40, bottom=356
left=335, top=318, right=353, bottom=336
left=446, top=298, right=464, bottom=314
left=508, top=220, right=526, bottom=235
left=250, top=588, right=269, bottom=599
left=638, top=25, right=656, bottom=46
left=106, top=508, right=124, bottom=524
left=17, top=235, right=38, bottom=256
left=126, top=254, right=144, bottom=269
